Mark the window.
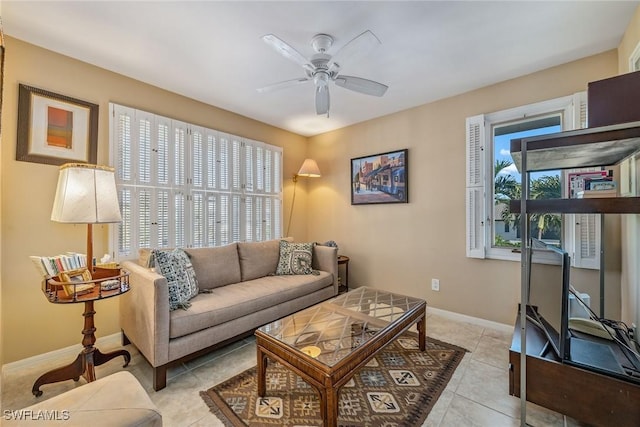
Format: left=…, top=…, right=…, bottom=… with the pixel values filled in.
left=466, top=93, right=601, bottom=268
left=492, top=115, right=562, bottom=249
left=109, top=104, right=283, bottom=260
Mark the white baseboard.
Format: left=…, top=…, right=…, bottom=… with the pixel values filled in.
left=427, top=306, right=513, bottom=334
left=2, top=333, right=122, bottom=375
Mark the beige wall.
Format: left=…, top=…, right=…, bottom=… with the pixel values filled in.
left=0, top=36, right=309, bottom=363
left=618, top=5, right=640, bottom=74
left=307, top=50, right=619, bottom=326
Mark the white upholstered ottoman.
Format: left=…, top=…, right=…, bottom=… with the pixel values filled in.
left=3, top=371, right=162, bottom=426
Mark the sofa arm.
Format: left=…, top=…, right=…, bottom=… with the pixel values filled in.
left=120, top=261, right=170, bottom=367
left=313, top=245, right=339, bottom=294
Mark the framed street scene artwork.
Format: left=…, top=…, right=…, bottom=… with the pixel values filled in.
left=351, top=149, right=408, bottom=205
left=17, top=84, right=98, bottom=166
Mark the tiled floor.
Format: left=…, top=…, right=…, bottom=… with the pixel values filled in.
left=2, top=312, right=582, bottom=426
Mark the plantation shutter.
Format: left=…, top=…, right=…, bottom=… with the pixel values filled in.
left=566, top=92, right=601, bottom=270
left=110, top=103, right=282, bottom=259
left=466, top=115, right=486, bottom=258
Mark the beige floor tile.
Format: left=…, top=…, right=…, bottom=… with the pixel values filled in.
left=149, top=371, right=210, bottom=427
left=471, top=333, right=511, bottom=370
left=454, top=358, right=520, bottom=417
left=439, top=394, right=519, bottom=427
left=422, top=389, right=454, bottom=426
left=426, top=314, right=484, bottom=351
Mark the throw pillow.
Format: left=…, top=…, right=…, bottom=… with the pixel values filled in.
left=153, top=248, right=199, bottom=311
left=275, top=240, right=314, bottom=275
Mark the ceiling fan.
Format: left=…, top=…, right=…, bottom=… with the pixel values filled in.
left=258, top=30, right=389, bottom=117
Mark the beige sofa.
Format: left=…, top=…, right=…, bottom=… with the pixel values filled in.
left=120, top=239, right=338, bottom=391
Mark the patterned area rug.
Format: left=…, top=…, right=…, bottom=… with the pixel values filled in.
left=200, top=333, right=466, bottom=426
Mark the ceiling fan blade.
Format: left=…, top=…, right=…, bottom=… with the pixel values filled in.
left=334, top=75, right=388, bottom=97
left=262, top=34, right=314, bottom=72
left=328, top=30, right=381, bottom=71
left=315, top=85, right=330, bottom=116
left=257, top=77, right=310, bottom=93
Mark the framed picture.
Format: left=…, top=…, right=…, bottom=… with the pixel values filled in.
left=351, top=149, right=408, bottom=205
left=17, top=84, right=98, bottom=166
left=59, top=268, right=94, bottom=296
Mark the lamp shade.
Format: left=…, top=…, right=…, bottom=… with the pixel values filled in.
left=297, top=159, right=321, bottom=178
left=51, top=163, right=122, bottom=224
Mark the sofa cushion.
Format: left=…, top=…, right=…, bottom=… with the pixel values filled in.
left=275, top=240, right=315, bottom=275
left=237, top=239, right=281, bottom=281
left=184, top=244, right=241, bottom=290
left=153, top=248, right=199, bottom=311
left=169, top=271, right=333, bottom=339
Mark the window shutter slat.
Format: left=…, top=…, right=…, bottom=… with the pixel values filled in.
left=192, top=128, right=203, bottom=188
left=173, top=122, right=187, bottom=187
left=118, top=188, right=132, bottom=257
left=157, top=190, right=169, bottom=248
left=116, top=109, right=133, bottom=183
left=138, top=118, right=152, bottom=183
left=245, top=144, right=254, bottom=192
left=157, top=120, right=170, bottom=186
left=466, top=115, right=486, bottom=259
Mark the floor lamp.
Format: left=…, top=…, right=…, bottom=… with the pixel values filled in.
left=50, top=163, right=122, bottom=273
left=286, top=158, right=321, bottom=237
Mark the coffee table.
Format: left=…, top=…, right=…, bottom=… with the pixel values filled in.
left=255, top=286, right=426, bottom=427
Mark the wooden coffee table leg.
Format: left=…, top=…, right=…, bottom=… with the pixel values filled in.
left=326, top=385, right=340, bottom=427
left=417, top=313, right=426, bottom=351
left=257, top=346, right=267, bottom=397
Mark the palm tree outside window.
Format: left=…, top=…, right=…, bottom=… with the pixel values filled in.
left=492, top=115, right=562, bottom=249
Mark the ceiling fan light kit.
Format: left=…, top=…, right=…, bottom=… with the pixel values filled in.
left=259, top=30, right=389, bottom=117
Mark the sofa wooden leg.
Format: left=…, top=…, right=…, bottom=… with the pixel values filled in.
left=153, top=365, right=167, bottom=391
left=121, top=330, right=131, bottom=346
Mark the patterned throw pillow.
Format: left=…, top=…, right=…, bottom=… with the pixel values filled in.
left=153, top=248, right=199, bottom=311
left=275, top=240, right=314, bottom=275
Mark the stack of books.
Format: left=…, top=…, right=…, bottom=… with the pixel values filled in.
left=30, top=253, right=87, bottom=277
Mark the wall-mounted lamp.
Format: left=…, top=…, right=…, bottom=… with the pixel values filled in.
left=286, top=159, right=321, bottom=237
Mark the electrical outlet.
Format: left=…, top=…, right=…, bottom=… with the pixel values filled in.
left=431, top=278, right=440, bottom=291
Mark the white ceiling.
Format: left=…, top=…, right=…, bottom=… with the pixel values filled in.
left=3, top=1, right=639, bottom=137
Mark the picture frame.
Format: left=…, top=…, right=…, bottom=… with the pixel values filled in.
left=17, top=84, right=98, bottom=166
left=59, top=268, right=94, bottom=296
left=351, top=149, right=408, bottom=205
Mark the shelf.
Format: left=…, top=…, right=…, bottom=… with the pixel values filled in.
left=509, top=197, right=640, bottom=214
left=510, top=121, right=640, bottom=172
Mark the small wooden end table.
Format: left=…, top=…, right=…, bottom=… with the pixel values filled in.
left=32, top=269, right=131, bottom=397
left=337, top=255, right=349, bottom=292
left=255, top=287, right=426, bottom=427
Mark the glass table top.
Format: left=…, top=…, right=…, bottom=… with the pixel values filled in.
left=257, top=287, right=425, bottom=367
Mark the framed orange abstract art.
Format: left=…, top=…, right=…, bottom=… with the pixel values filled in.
left=17, top=84, right=98, bottom=166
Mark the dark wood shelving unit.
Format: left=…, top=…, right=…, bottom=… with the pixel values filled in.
left=510, top=119, right=640, bottom=426
left=509, top=309, right=640, bottom=427
left=509, top=197, right=640, bottom=214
